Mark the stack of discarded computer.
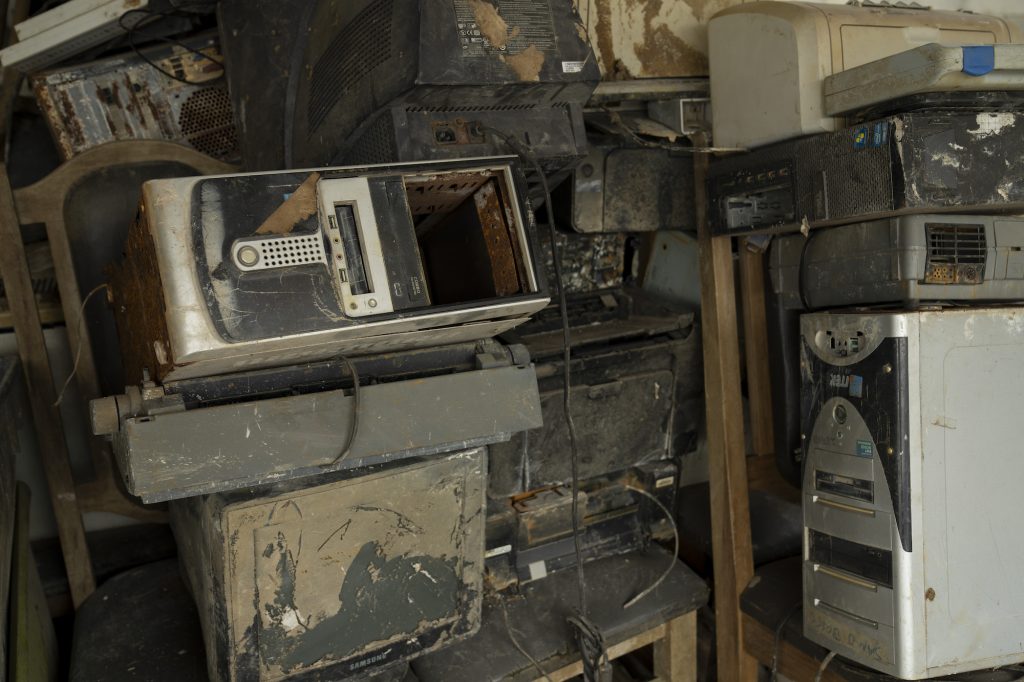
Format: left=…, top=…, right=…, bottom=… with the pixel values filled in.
left=709, top=2, right=1024, bottom=679
left=72, top=0, right=703, bottom=678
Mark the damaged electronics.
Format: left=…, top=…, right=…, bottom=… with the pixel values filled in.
left=172, top=449, right=487, bottom=682
left=90, top=339, right=541, bottom=503
left=707, top=111, right=1024, bottom=236
left=218, top=0, right=599, bottom=176
left=489, top=288, right=702, bottom=496
left=769, top=214, right=1024, bottom=309
left=106, top=158, right=548, bottom=383
left=708, top=0, right=1022, bottom=149
left=800, top=309, right=1024, bottom=678
left=0, top=0, right=153, bottom=73
left=484, top=462, right=679, bottom=591
left=32, top=32, right=238, bottom=162
left=552, top=134, right=696, bottom=233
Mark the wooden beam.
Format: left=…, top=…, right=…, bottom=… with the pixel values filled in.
left=539, top=623, right=667, bottom=682
left=653, top=611, right=698, bottom=682
left=0, top=165, right=95, bottom=606
left=694, top=139, right=757, bottom=682
left=743, top=613, right=844, bottom=682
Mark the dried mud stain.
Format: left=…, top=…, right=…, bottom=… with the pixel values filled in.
left=503, top=44, right=545, bottom=81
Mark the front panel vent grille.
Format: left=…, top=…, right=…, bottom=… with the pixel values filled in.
left=924, top=223, right=986, bottom=284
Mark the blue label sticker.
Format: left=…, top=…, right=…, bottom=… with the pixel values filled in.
left=849, top=375, right=864, bottom=398
left=870, top=122, right=887, bottom=148
left=856, top=440, right=873, bottom=458
left=853, top=127, right=868, bottom=150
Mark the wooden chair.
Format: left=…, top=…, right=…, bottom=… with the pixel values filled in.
left=0, top=141, right=231, bottom=607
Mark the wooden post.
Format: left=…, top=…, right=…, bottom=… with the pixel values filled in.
left=737, top=245, right=799, bottom=503
left=0, top=165, right=95, bottom=606
left=694, top=139, right=757, bottom=681
left=653, top=611, right=698, bottom=682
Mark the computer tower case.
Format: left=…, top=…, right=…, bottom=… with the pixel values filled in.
left=32, top=32, right=238, bottom=162
left=708, top=111, right=1024, bottom=236
left=801, top=309, right=1024, bottom=678
left=171, top=449, right=486, bottom=682
left=770, top=214, right=1024, bottom=309
left=218, top=0, right=598, bottom=174
left=484, top=462, right=679, bottom=592
left=108, top=158, right=548, bottom=383
left=90, top=339, right=541, bottom=503
left=488, top=288, right=702, bottom=497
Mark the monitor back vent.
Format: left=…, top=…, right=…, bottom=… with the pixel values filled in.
left=308, top=0, right=394, bottom=134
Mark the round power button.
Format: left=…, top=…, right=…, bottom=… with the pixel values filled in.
left=833, top=404, right=848, bottom=425
left=237, top=245, right=260, bottom=267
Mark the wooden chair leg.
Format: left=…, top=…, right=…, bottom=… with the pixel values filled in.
left=653, top=611, right=698, bottom=682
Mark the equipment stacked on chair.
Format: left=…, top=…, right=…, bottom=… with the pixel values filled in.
left=92, top=158, right=548, bottom=680
left=708, top=2, right=1024, bottom=677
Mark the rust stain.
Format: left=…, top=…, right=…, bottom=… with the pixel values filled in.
left=469, top=0, right=509, bottom=50
left=54, top=88, right=86, bottom=152
left=255, top=172, right=321, bottom=235
left=503, top=44, right=544, bottom=82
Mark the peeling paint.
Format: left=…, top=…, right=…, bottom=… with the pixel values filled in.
left=581, top=0, right=741, bottom=77
left=969, top=112, right=1016, bottom=138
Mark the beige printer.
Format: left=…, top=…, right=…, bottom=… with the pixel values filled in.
left=708, top=1, right=1023, bottom=149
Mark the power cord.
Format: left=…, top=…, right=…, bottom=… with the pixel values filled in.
left=771, top=601, right=802, bottom=681
left=501, top=597, right=554, bottom=682
left=320, top=354, right=360, bottom=467
left=53, top=283, right=109, bottom=407
left=117, top=8, right=225, bottom=85
left=480, top=125, right=604, bottom=679
left=621, top=484, right=679, bottom=609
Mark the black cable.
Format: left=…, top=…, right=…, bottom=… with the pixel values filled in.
left=797, top=228, right=821, bottom=312
left=117, top=9, right=224, bottom=85
left=501, top=597, right=554, bottom=682
left=519, top=429, right=531, bottom=492
left=771, top=601, right=802, bottom=681
left=480, top=125, right=603, bottom=678
left=321, top=355, right=360, bottom=467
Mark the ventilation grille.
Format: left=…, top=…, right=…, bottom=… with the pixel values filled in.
left=308, top=0, right=394, bottom=134
left=925, top=223, right=986, bottom=284
left=343, top=114, right=398, bottom=164
left=232, top=234, right=328, bottom=272
left=405, top=103, right=538, bottom=113
left=178, top=87, right=239, bottom=161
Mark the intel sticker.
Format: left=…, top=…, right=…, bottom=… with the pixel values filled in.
left=856, top=440, right=873, bottom=458
left=849, top=374, right=864, bottom=398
